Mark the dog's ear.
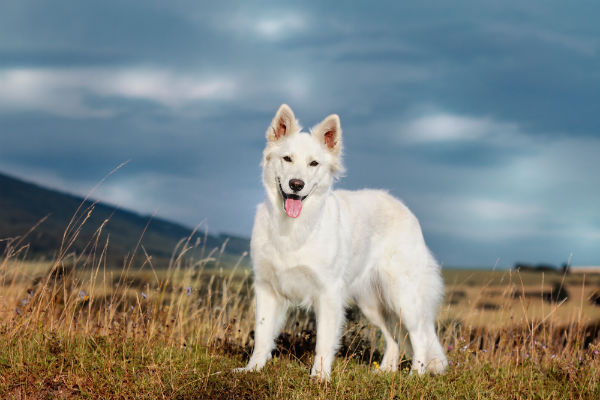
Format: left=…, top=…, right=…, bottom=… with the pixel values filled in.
left=312, top=114, right=342, bottom=155
left=266, top=104, right=298, bottom=142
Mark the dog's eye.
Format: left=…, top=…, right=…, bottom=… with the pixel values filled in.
left=310, top=160, right=319, bottom=167
left=283, top=156, right=292, bottom=162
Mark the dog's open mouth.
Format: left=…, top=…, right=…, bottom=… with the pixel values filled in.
left=278, top=179, right=308, bottom=218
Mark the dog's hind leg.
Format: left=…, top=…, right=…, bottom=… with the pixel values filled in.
left=393, top=283, right=447, bottom=375
left=357, top=297, right=399, bottom=372
left=236, top=282, right=287, bottom=372
left=423, top=323, right=447, bottom=374
left=403, top=315, right=447, bottom=374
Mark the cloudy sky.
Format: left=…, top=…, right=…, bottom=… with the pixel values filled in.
left=1, top=1, right=599, bottom=267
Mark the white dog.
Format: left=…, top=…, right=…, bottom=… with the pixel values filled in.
left=237, top=104, right=448, bottom=379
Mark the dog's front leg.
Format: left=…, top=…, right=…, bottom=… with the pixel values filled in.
left=236, top=282, right=286, bottom=372
left=311, top=291, right=345, bottom=380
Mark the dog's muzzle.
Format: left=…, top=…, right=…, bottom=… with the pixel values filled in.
left=278, top=179, right=309, bottom=218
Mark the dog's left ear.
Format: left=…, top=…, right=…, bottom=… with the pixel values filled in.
left=312, top=114, right=342, bottom=155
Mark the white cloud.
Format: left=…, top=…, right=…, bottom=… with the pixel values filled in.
left=410, top=132, right=600, bottom=247
left=0, top=68, right=111, bottom=117
left=93, top=172, right=261, bottom=236
left=255, top=14, right=306, bottom=38
left=219, top=10, right=308, bottom=41
left=400, top=113, right=519, bottom=143
left=0, top=67, right=237, bottom=117
left=98, top=69, right=236, bottom=106
left=466, top=198, right=542, bottom=221
left=416, top=194, right=548, bottom=241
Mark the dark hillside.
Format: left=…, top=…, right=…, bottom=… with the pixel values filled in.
left=0, top=172, right=249, bottom=264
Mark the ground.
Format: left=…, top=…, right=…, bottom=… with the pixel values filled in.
left=1, top=241, right=599, bottom=399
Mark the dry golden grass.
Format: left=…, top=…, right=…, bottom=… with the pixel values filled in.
left=1, top=202, right=599, bottom=398
left=441, top=269, right=600, bottom=329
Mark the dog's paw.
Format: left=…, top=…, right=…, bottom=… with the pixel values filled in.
left=310, top=367, right=331, bottom=382
left=373, top=363, right=397, bottom=373
left=376, top=359, right=399, bottom=373
left=310, top=373, right=329, bottom=383
left=233, top=362, right=264, bottom=373
left=426, top=357, right=448, bottom=375
left=409, top=360, right=426, bottom=376
left=233, top=355, right=270, bottom=374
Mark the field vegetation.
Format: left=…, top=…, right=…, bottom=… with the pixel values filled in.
left=1, top=206, right=599, bottom=399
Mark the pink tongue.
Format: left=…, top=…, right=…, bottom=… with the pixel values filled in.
left=284, top=198, right=303, bottom=218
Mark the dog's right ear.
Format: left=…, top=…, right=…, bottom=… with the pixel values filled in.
left=266, top=104, right=297, bottom=142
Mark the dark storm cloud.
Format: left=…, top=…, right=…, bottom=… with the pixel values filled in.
left=1, top=0, right=599, bottom=267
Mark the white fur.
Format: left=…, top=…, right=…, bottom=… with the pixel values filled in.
left=236, top=104, right=448, bottom=379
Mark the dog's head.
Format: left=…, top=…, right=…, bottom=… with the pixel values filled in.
left=262, top=104, right=344, bottom=219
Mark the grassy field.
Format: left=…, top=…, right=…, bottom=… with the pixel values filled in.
left=1, top=220, right=600, bottom=398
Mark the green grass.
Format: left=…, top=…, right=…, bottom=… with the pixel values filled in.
left=1, top=330, right=598, bottom=399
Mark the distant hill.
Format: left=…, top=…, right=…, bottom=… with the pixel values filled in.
left=0, top=171, right=249, bottom=265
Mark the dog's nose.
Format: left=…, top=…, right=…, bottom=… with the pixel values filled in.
left=289, top=179, right=305, bottom=192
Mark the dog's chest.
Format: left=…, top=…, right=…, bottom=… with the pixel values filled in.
left=255, top=239, right=335, bottom=304
left=276, top=265, right=322, bottom=304
left=268, top=248, right=323, bottom=298
left=251, top=202, right=349, bottom=303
